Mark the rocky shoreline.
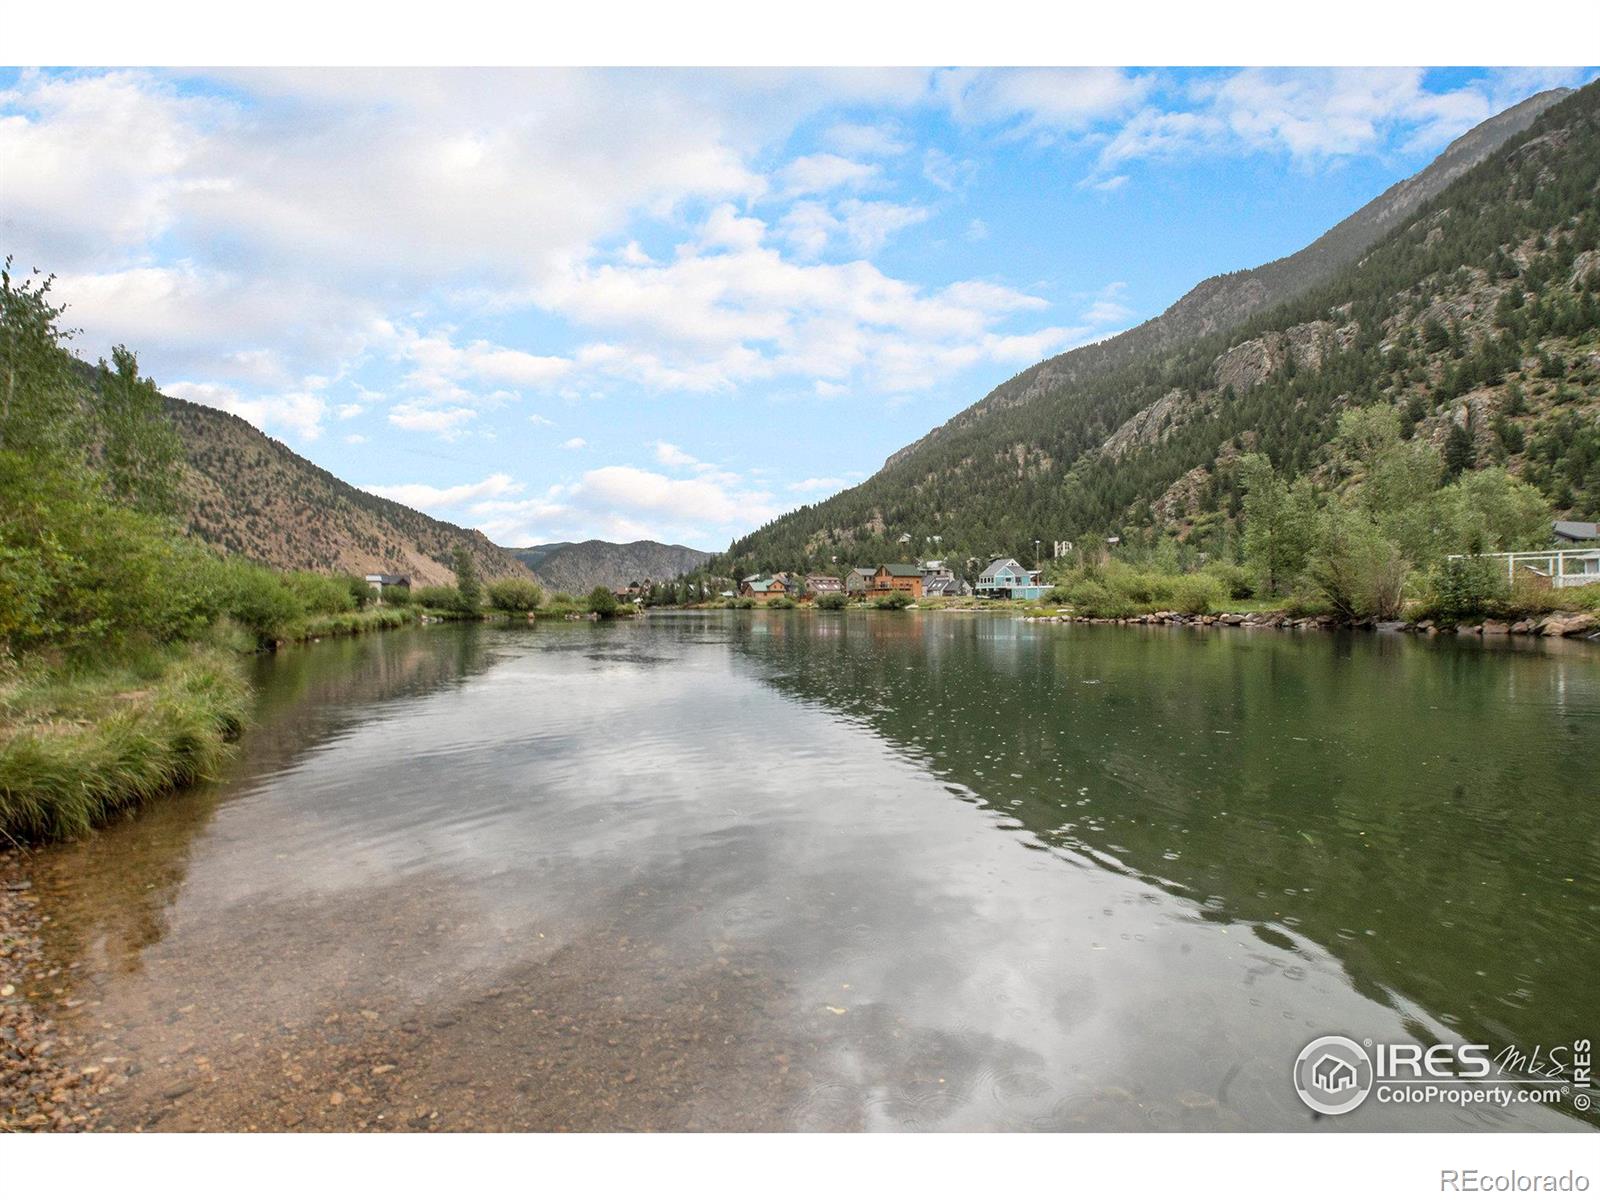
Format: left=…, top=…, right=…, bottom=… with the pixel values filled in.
left=1022, top=608, right=1600, bottom=639
left=0, top=850, right=98, bottom=1132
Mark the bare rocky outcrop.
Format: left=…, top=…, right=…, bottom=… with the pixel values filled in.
left=1099, top=388, right=1213, bottom=460
left=1213, top=321, right=1358, bottom=395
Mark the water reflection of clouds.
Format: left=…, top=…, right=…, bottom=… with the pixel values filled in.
left=48, top=616, right=1595, bottom=1131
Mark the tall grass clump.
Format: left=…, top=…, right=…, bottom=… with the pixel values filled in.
left=0, top=645, right=251, bottom=841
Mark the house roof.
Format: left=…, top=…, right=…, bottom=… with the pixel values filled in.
left=877, top=563, right=921, bottom=577
left=365, top=573, right=411, bottom=585
left=1553, top=520, right=1600, bottom=541
left=979, top=558, right=1024, bottom=577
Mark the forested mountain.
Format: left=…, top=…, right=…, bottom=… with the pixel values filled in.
left=507, top=540, right=712, bottom=593
left=164, top=394, right=535, bottom=587
left=720, top=84, right=1599, bottom=577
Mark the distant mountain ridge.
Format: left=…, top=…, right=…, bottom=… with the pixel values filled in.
left=164, top=394, right=535, bottom=587
left=509, top=540, right=713, bottom=593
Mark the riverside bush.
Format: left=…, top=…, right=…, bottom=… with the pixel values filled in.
left=1427, top=556, right=1512, bottom=621
left=413, top=585, right=468, bottom=613
left=1169, top=574, right=1224, bottom=615
left=487, top=577, right=544, bottom=612
left=815, top=592, right=849, bottom=610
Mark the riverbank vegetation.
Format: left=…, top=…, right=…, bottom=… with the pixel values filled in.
left=0, top=265, right=481, bottom=841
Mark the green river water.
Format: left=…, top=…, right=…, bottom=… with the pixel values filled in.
left=21, top=612, right=1600, bottom=1130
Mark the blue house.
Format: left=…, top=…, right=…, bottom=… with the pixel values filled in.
left=976, top=558, right=1047, bottom=600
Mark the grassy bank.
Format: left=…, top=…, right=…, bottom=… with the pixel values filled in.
left=0, top=644, right=252, bottom=842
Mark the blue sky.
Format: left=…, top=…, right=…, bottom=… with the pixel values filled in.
left=3, top=66, right=1594, bottom=549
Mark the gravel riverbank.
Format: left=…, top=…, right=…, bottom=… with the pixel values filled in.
left=0, top=849, right=98, bottom=1132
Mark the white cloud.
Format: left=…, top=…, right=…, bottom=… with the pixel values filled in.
left=776, top=152, right=879, bottom=197
left=654, top=441, right=698, bottom=467
left=1081, top=282, right=1134, bottom=327
left=470, top=464, right=784, bottom=547
left=336, top=403, right=364, bottom=419
left=366, top=472, right=523, bottom=508
left=936, top=67, right=1153, bottom=137
left=344, top=433, right=366, bottom=444
left=388, top=402, right=476, bottom=435
left=1086, top=68, right=1597, bottom=180
left=561, top=436, right=587, bottom=450
left=533, top=206, right=1065, bottom=396
left=921, top=147, right=975, bottom=192
left=777, top=198, right=929, bottom=258
left=822, top=121, right=908, bottom=158
left=397, top=328, right=570, bottom=394
left=789, top=476, right=848, bottom=494
left=528, top=413, right=556, bottom=426
left=1085, top=174, right=1129, bottom=193
left=966, top=218, right=989, bottom=241
left=169, top=379, right=329, bottom=442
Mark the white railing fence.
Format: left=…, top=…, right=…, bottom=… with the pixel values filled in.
left=1445, top=550, right=1600, bottom=589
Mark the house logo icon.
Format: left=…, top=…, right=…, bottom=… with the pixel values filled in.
left=1312, top=1053, right=1358, bottom=1094
left=1294, top=1036, right=1375, bottom=1116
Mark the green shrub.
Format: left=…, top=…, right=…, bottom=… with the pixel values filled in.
left=730, top=596, right=756, bottom=609
left=1203, top=562, right=1257, bottom=601
left=378, top=583, right=410, bottom=606
left=587, top=586, right=619, bottom=616
left=815, top=592, right=848, bottom=610
left=1062, top=580, right=1138, bottom=619
left=1426, top=556, right=1512, bottom=621
left=871, top=591, right=912, bottom=610
left=284, top=570, right=357, bottom=616
left=766, top=595, right=797, bottom=609
left=413, top=584, right=467, bottom=612
left=1169, top=574, right=1223, bottom=615
left=214, top=559, right=305, bottom=645
left=488, top=577, right=544, bottom=612
left=1305, top=510, right=1408, bottom=620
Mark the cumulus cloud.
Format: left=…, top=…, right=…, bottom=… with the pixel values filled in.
left=470, top=464, right=785, bottom=548
left=936, top=67, right=1154, bottom=137
left=776, top=152, right=879, bottom=197
left=560, top=437, right=587, bottom=450
left=168, top=379, right=330, bottom=442
left=1084, top=67, right=1597, bottom=183
left=365, top=473, right=524, bottom=508
left=388, top=402, right=477, bottom=435
left=777, top=198, right=929, bottom=258
left=532, top=206, right=1071, bottom=396
left=654, top=441, right=698, bottom=467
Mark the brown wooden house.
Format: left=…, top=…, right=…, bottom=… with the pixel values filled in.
left=867, top=564, right=923, bottom=599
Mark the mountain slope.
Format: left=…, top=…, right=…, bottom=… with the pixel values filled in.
left=165, top=395, right=535, bottom=587
left=881, top=88, right=1570, bottom=475
left=508, top=540, right=712, bottom=593
left=722, top=85, right=1598, bottom=575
